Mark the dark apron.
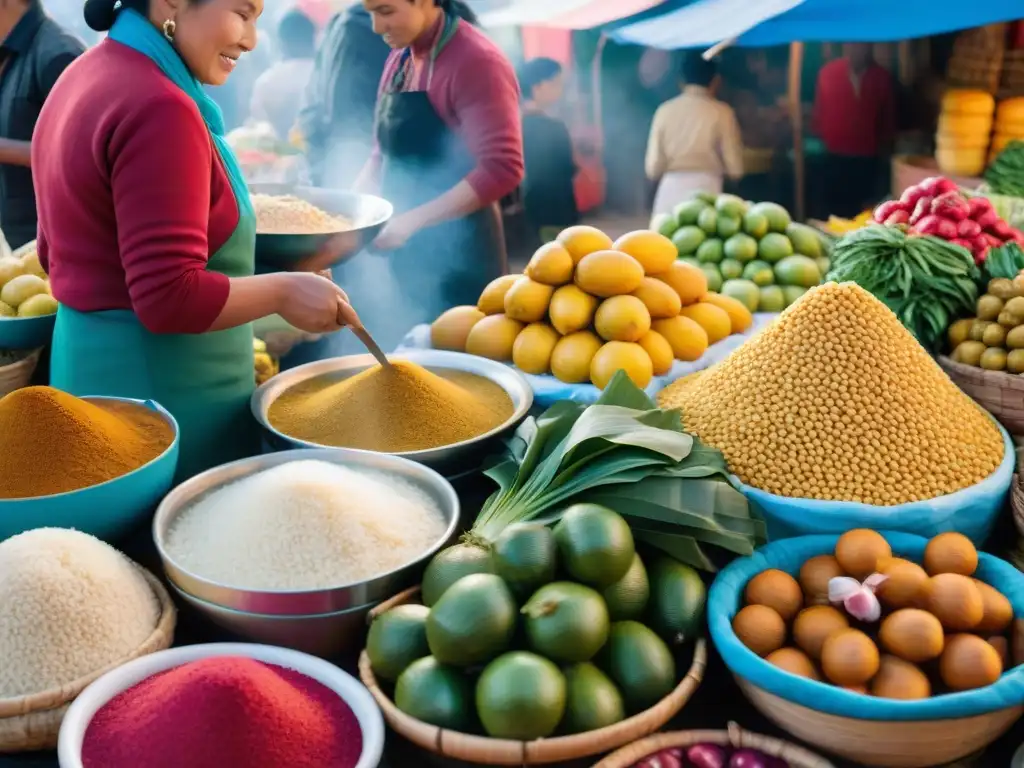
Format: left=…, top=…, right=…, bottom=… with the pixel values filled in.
left=283, top=29, right=506, bottom=367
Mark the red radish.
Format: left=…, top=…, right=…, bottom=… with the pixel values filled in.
left=873, top=200, right=905, bottom=222
left=971, top=234, right=990, bottom=252
left=936, top=218, right=959, bottom=239
left=983, top=233, right=1005, bottom=249
left=931, top=191, right=970, bottom=221
left=899, top=185, right=926, bottom=206
left=958, top=219, right=982, bottom=238
left=909, top=196, right=933, bottom=224
left=885, top=210, right=910, bottom=225
left=913, top=214, right=942, bottom=235
left=991, top=219, right=1015, bottom=239
left=967, top=196, right=992, bottom=218
left=950, top=237, right=974, bottom=252
left=934, top=177, right=960, bottom=195
left=975, top=208, right=1000, bottom=229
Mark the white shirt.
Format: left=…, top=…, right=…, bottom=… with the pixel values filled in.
left=645, top=85, right=745, bottom=180
left=249, top=58, right=316, bottom=140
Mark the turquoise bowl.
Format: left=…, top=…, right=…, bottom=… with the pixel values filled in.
left=0, top=398, right=179, bottom=542
left=0, top=313, right=56, bottom=350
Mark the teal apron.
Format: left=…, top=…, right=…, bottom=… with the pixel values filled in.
left=50, top=10, right=259, bottom=481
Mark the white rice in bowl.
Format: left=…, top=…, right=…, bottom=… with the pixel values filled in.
left=0, top=528, right=160, bottom=698
left=165, top=459, right=447, bottom=591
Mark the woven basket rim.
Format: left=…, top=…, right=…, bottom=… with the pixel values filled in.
left=591, top=722, right=836, bottom=768
left=0, top=563, right=177, bottom=718
left=359, top=587, right=708, bottom=765
left=1012, top=474, right=1024, bottom=538
left=939, top=355, right=1024, bottom=391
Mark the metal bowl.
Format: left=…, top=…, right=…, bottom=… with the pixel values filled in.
left=250, top=183, right=393, bottom=270
left=0, top=313, right=56, bottom=350
left=169, top=583, right=379, bottom=658
left=251, top=349, right=534, bottom=477
left=152, top=448, right=459, bottom=615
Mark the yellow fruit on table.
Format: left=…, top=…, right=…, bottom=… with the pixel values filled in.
left=0, top=301, right=15, bottom=317
left=941, top=89, right=995, bottom=116
left=548, top=284, right=598, bottom=335
left=638, top=330, right=674, bottom=376
left=680, top=302, right=733, bottom=344
left=0, top=258, right=22, bottom=291
left=936, top=113, right=993, bottom=137
left=556, top=225, right=615, bottom=265
left=512, top=322, right=560, bottom=375
left=653, top=261, right=707, bottom=306
left=591, top=341, right=653, bottom=390
left=0, top=273, right=47, bottom=308
left=594, top=295, right=651, bottom=342
left=612, top=230, right=676, bottom=275
left=504, top=276, right=554, bottom=323
left=478, top=274, right=520, bottom=315
left=652, top=315, right=709, bottom=362
left=701, top=292, right=753, bottom=333
left=935, top=146, right=986, bottom=177
left=996, top=97, right=1024, bottom=123
left=17, top=293, right=57, bottom=317
left=431, top=305, right=485, bottom=351
left=525, top=242, right=575, bottom=286
left=550, top=330, right=603, bottom=384
left=630, top=276, right=682, bottom=319
left=574, top=250, right=645, bottom=298
left=465, top=315, right=525, bottom=361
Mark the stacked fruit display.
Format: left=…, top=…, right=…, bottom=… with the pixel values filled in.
left=935, top=89, right=995, bottom=177
left=654, top=193, right=827, bottom=313
left=732, top=530, right=1014, bottom=698
left=990, top=97, right=1024, bottom=163
left=0, top=242, right=57, bottom=319
left=430, top=226, right=754, bottom=390
left=874, top=176, right=1024, bottom=264
left=366, top=505, right=706, bottom=741
left=948, top=270, right=1024, bottom=373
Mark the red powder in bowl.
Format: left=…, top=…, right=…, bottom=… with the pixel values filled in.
left=81, top=656, right=363, bottom=768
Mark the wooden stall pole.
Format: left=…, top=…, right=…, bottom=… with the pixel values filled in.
left=788, top=41, right=806, bottom=221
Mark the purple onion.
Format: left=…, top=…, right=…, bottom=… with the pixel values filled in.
left=633, top=749, right=684, bottom=768
left=686, top=743, right=728, bottom=768
left=729, top=748, right=770, bottom=768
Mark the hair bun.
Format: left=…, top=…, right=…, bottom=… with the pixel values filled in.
left=83, top=0, right=118, bottom=32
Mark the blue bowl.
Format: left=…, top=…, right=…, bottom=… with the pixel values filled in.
left=732, top=421, right=1014, bottom=545
left=0, top=397, right=180, bottom=542
left=0, top=313, right=56, bottom=350
left=710, top=531, right=1024, bottom=720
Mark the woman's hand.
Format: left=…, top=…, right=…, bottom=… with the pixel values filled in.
left=372, top=214, right=420, bottom=251
left=274, top=273, right=351, bottom=334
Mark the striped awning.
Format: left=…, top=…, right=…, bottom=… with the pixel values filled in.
left=478, top=0, right=666, bottom=29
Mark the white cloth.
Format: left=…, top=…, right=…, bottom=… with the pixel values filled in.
left=651, top=170, right=723, bottom=219
left=249, top=58, right=316, bottom=139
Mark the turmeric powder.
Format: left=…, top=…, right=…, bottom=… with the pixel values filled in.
left=268, top=360, right=513, bottom=452
left=0, top=387, right=175, bottom=499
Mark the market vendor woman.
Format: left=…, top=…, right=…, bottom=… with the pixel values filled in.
left=290, top=0, right=523, bottom=361
left=32, top=0, right=360, bottom=480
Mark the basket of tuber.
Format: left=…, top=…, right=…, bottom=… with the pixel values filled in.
left=709, top=530, right=1024, bottom=768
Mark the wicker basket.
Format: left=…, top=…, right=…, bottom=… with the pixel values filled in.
left=358, top=587, right=708, bottom=766
left=0, top=348, right=41, bottom=399
left=938, top=355, right=1024, bottom=436
left=0, top=566, right=177, bottom=751
left=1012, top=474, right=1024, bottom=538
left=592, top=722, right=835, bottom=768
left=733, top=617, right=1024, bottom=768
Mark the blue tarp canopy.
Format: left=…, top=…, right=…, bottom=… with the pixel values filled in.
left=610, top=0, right=1023, bottom=49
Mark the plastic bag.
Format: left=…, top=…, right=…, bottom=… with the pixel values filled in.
left=732, top=421, right=1014, bottom=545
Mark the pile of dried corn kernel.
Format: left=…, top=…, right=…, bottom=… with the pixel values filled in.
left=658, top=282, right=1004, bottom=505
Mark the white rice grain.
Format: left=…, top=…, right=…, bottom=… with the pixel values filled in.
left=166, top=460, right=447, bottom=591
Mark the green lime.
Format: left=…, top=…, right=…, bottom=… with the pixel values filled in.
left=602, top=553, right=649, bottom=621
left=476, top=652, right=566, bottom=740
left=742, top=210, right=769, bottom=238
left=598, top=621, right=676, bottom=714
left=421, top=543, right=492, bottom=607
left=648, top=557, right=706, bottom=647
left=395, top=656, right=475, bottom=730
left=426, top=573, right=517, bottom=666
left=651, top=212, right=678, bottom=238
left=715, top=193, right=747, bottom=218
left=523, top=582, right=610, bottom=663
left=748, top=201, right=792, bottom=232
left=672, top=199, right=708, bottom=227
left=782, top=285, right=808, bottom=307
left=701, top=264, right=723, bottom=293
left=719, top=258, right=744, bottom=280
left=695, top=238, right=724, bottom=264
left=758, top=285, right=786, bottom=313
left=721, top=279, right=760, bottom=312
left=366, top=604, right=430, bottom=682
left=773, top=254, right=822, bottom=288
left=741, top=259, right=775, bottom=287
left=716, top=214, right=742, bottom=239
left=723, top=233, right=758, bottom=263
left=561, top=663, right=625, bottom=734
left=671, top=225, right=706, bottom=256
left=697, top=207, right=718, bottom=235
left=757, top=232, right=794, bottom=264
left=491, top=522, right=556, bottom=598
left=553, top=504, right=635, bottom=588
left=785, top=222, right=823, bottom=258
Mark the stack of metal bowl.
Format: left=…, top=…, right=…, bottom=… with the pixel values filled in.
left=251, top=349, right=534, bottom=478
left=152, top=448, right=459, bottom=658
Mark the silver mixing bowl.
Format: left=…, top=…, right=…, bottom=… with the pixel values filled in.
left=152, top=448, right=459, bottom=615
left=168, top=582, right=379, bottom=657
left=251, top=349, right=534, bottom=477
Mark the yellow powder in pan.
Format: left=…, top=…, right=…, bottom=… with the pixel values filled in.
left=267, top=360, right=513, bottom=452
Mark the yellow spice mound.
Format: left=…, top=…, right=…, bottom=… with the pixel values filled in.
left=658, top=282, right=1004, bottom=505
left=268, top=360, right=514, bottom=452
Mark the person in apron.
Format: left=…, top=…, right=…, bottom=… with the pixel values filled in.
left=283, top=0, right=523, bottom=366
left=33, top=0, right=357, bottom=481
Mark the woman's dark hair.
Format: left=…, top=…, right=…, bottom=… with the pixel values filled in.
left=680, top=52, right=718, bottom=87
left=518, top=57, right=562, bottom=101
left=433, top=0, right=479, bottom=25
left=84, top=0, right=212, bottom=33
left=278, top=9, right=316, bottom=59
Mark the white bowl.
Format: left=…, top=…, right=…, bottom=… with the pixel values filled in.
left=57, top=643, right=384, bottom=768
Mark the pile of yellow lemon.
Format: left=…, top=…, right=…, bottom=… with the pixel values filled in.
left=431, top=226, right=754, bottom=389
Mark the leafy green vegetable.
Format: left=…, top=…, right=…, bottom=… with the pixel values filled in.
left=983, top=242, right=1024, bottom=282
left=984, top=140, right=1024, bottom=198
left=469, top=371, right=764, bottom=571
left=826, top=226, right=979, bottom=352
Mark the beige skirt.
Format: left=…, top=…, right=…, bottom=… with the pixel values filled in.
left=651, top=171, right=723, bottom=224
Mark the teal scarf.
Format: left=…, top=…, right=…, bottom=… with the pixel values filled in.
left=109, top=9, right=253, bottom=217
